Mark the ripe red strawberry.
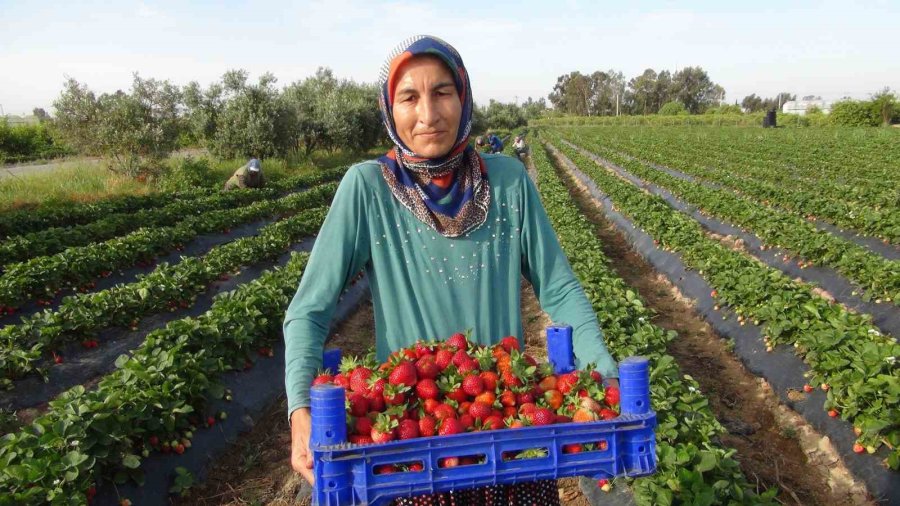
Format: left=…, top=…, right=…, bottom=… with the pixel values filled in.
left=462, top=374, right=485, bottom=397
left=415, top=356, right=440, bottom=380
left=174, top=443, right=186, bottom=455
left=149, top=435, right=159, bottom=447
left=433, top=403, right=457, bottom=421
left=371, top=414, right=397, bottom=443
left=409, top=462, right=424, bottom=471
left=452, top=349, right=471, bottom=367
left=479, top=371, right=499, bottom=391
left=468, top=401, right=492, bottom=420
left=589, top=370, right=602, bottom=383
left=414, top=341, right=434, bottom=359
left=354, top=416, right=374, bottom=436
left=435, top=348, right=454, bottom=370
left=333, top=373, right=350, bottom=389
left=506, top=417, right=526, bottom=429
left=439, top=457, right=460, bottom=468
left=605, top=386, right=620, bottom=407
left=368, top=376, right=386, bottom=397
left=482, top=415, right=504, bottom=431
left=803, top=384, right=813, bottom=393
left=416, top=378, right=440, bottom=400
left=375, top=464, right=397, bottom=474
left=52, top=352, right=63, bottom=365
left=439, top=418, right=464, bottom=435
left=367, top=392, right=386, bottom=412
left=501, top=369, right=523, bottom=388
left=516, top=391, right=534, bottom=405
left=447, top=332, right=469, bottom=350
left=499, top=336, right=520, bottom=352
left=562, top=444, right=583, bottom=454
left=457, top=359, right=479, bottom=375
left=423, top=398, right=440, bottom=415
left=397, top=419, right=420, bottom=440
left=555, top=414, right=573, bottom=424
left=556, top=372, right=578, bottom=394
left=599, top=408, right=618, bottom=420
left=532, top=408, right=555, bottom=426
left=347, top=393, right=369, bottom=417
left=518, top=403, right=537, bottom=417
left=828, top=409, right=839, bottom=418
left=383, top=384, right=409, bottom=407
left=207, top=416, right=216, bottom=426
left=459, top=413, right=476, bottom=430
left=349, top=434, right=374, bottom=445
left=388, top=361, right=417, bottom=388
left=499, top=390, right=516, bottom=407
left=419, top=416, right=437, bottom=437
left=350, top=366, right=373, bottom=393
left=312, top=372, right=334, bottom=386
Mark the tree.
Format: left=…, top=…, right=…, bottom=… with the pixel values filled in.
left=627, top=69, right=660, bottom=115
left=870, top=87, right=896, bottom=125
left=741, top=94, right=764, bottom=112
left=830, top=100, right=880, bottom=127
left=53, top=75, right=182, bottom=176
left=670, top=67, right=722, bottom=113
left=549, top=72, right=593, bottom=116
left=283, top=68, right=338, bottom=155
left=32, top=108, right=50, bottom=123
left=520, top=97, right=548, bottom=121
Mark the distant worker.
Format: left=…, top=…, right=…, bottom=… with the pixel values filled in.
left=513, top=135, right=528, bottom=160
left=474, top=135, right=489, bottom=152
left=487, top=132, right=503, bottom=154
left=224, top=158, right=266, bottom=190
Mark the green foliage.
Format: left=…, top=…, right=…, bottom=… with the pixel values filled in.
left=0, top=120, right=71, bottom=164
left=830, top=100, right=881, bottom=127
left=156, top=157, right=216, bottom=192
left=53, top=75, right=182, bottom=176
left=657, top=101, right=687, bottom=116
left=704, top=104, right=742, bottom=115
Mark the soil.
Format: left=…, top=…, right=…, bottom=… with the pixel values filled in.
left=550, top=146, right=872, bottom=506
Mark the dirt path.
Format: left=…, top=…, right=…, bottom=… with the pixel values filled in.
left=550, top=147, right=872, bottom=506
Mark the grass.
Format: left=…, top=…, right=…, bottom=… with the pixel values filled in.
left=0, top=147, right=386, bottom=213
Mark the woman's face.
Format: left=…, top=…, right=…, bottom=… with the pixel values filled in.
left=391, top=55, right=462, bottom=158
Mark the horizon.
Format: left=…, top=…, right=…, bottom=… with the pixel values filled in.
left=2, top=0, right=898, bottom=116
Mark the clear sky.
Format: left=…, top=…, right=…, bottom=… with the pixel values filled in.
left=1, top=0, right=898, bottom=116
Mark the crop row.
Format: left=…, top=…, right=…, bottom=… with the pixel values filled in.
left=566, top=127, right=899, bottom=244
left=0, top=169, right=343, bottom=310
left=0, top=186, right=334, bottom=387
left=530, top=138, right=777, bottom=504
left=546, top=134, right=900, bottom=469
left=0, top=247, right=312, bottom=504
left=561, top=130, right=900, bottom=303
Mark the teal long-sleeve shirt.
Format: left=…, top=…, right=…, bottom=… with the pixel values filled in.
left=283, top=153, right=617, bottom=417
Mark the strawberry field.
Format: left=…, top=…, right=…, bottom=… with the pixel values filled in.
left=0, top=126, right=897, bottom=505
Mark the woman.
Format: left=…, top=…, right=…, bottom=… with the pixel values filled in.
left=283, top=35, right=618, bottom=505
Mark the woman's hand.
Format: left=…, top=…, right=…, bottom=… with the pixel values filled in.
left=290, top=408, right=315, bottom=485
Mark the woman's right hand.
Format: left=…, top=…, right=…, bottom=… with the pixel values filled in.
left=290, top=407, right=315, bottom=485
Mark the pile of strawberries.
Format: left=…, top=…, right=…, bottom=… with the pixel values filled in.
left=311, top=331, right=620, bottom=465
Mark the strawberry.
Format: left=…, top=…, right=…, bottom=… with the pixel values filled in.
left=474, top=390, right=496, bottom=406
left=371, top=413, right=398, bottom=443
left=482, top=415, right=504, bottom=431
left=499, top=390, right=516, bottom=407
left=573, top=408, right=598, bottom=423
left=368, top=376, right=386, bottom=397
left=175, top=443, right=186, bottom=455
left=452, top=349, right=471, bottom=367
left=516, top=391, right=534, bottom=405
left=604, top=386, right=620, bottom=407
left=544, top=389, right=563, bottom=410
left=388, top=361, right=417, bottom=388
left=462, top=374, right=485, bottom=397
left=52, top=352, right=63, bottom=365
left=415, top=378, right=440, bottom=400
left=563, top=444, right=583, bottom=454
left=589, top=370, right=602, bottom=383
left=599, top=408, right=618, bottom=420
left=555, top=414, right=573, bottom=424
left=538, top=375, right=558, bottom=392
left=333, top=373, right=350, bottom=389
left=418, top=416, right=437, bottom=437
left=383, top=384, right=409, bottom=407
left=457, top=359, right=479, bottom=375
left=355, top=416, right=374, bottom=436
left=347, top=393, right=369, bottom=417
left=828, top=409, right=839, bottom=418
left=423, top=398, right=440, bottom=415
left=468, top=401, right=492, bottom=420
left=853, top=443, right=865, bottom=454
left=438, top=418, right=464, bottom=435
left=415, top=356, right=440, bottom=380
left=367, top=392, right=386, bottom=412
left=397, top=419, right=420, bottom=440
left=414, top=341, right=434, bottom=359
left=459, top=413, right=476, bottom=430
left=312, top=372, right=334, bottom=387
left=506, top=417, right=527, bottom=429
left=556, top=372, right=578, bottom=394
left=803, top=384, right=813, bottom=393
left=149, top=435, right=159, bottom=447
left=375, top=464, right=397, bottom=474
left=439, top=457, right=460, bottom=468
left=598, top=479, right=611, bottom=492
left=435, top=348, right=454, bottom=370
left=499, top=335, right=520, bottom=352
left=580, top=397, right=602, bottom=414
left=349, top=434, right=374, bottom=445
left=532, top=408, right=555, bottom=426
left=433, top=403, right=457, bottom=421
left=409, top=462, right=424, bottom=472
left=447, top=332, right=469, bottom=350
left=349, top=365, right=374, bottom=394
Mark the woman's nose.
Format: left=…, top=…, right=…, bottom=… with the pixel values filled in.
left=417, top=96, right=440, bottom=125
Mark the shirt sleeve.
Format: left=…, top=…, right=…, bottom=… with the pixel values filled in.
left=518, top=167, right=618, bottom=379
left=283, top=165, right=372, bottom=418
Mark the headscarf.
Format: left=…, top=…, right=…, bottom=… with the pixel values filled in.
left=377, top=35, right=490, bottom=238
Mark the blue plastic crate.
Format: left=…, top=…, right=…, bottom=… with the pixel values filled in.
left=311, top=325, right=657, bottom=506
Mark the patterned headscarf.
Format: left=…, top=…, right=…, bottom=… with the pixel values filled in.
left=377, top=35, right=490, bottom=238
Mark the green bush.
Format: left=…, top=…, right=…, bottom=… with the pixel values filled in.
left=830, top=100, right=880, bottom=127
left=0, top=120, right=71, bottom=163
left=156, top=156, right=215, bottom=192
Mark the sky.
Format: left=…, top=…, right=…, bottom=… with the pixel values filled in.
left=1, top=0, right=898, bottom=116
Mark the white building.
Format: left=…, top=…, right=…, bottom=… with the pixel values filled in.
left=782, top=99, right=830, bottom=115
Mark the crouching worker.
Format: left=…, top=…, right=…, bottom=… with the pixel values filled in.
left=224, top=158, right=266, bottom=190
